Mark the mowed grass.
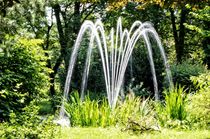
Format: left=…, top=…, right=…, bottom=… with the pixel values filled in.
left=55, top=127, right=210, bottom=139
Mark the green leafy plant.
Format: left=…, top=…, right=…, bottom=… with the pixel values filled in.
left=187, top=73, right=210, bottom=129
left=171, top=61, right=207, bottom=91
left=165, top=86, right=188, bottom=121
left=155, top=85, right=188, bottom=128
left=65, top=91, right=154, bottom=127
left=127, top=82, right=151, bottom=98
left=65, top=91, right=113, bottom=127
left=0, top=36, right=51, bottom=120
left=185, top=6, right=210, bottom=67
left=123, top=117, right=160, bottom=134
left=0, top=103, right=60, bottom=139
left=114, top=96, right=152, bottom=125
left=120, top=98, right=160, bottom=134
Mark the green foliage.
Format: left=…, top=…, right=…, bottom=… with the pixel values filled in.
left=65, top=83, right=209, bottom=131
left=0, top=36, right=51, bottom=120
left=65, top=91, right=114, bottom=127
left=185, top=6, right=210, bottom=67
left=0, top=0, right=20, bottom=17
left=190, top=72, right=210, bottom=90
left=186, top=6, right=210, bottom=38
left=165, top=86, right=188, bottom=121
left=0, top=103, right=60, bottom=139
left=187, top=73, right=210, bottom=129
left=171, top=61, right=207, bottom=90
left=155, top=75, right=210, bottom=129
left=122, top=117, right=160, bottom=134
left=114, top=96, right=153, bottom=125
left=65, top=91, right=153, bottom=127
left=128, top=82, right=151, bottom=97
left=155, top=86, right=188, bottom=128
left=38, top=99, right=54, bottom=115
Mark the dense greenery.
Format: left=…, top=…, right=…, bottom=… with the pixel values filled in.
left=0, top=103, right=59, bottom=138
left=64, top=84, right=209, bottom=130
left=0, top=0, right=209, bottom=138
left=170, top=61, right=207, bottom=90
left=187, top=73, right=210, bottom=129
left=65, top=91, right=153, bottom=127
left=0, top=36, right=51, bottom=120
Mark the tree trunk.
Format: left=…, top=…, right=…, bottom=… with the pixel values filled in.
left=178, top=7, right=187, bottom=63
left=170, top=8, right=179, bottom=62
left=50, top=4, right=68, bottom=108
left=63, top=2, right=82, bottom=95
left=64, top=2, right=81, bottom=69
left=170, top=8, right=188, bottom=63
left=53, top=4, right=67, bottom=55
left=52, top=3, right=82, bottom=97
left=52, top=2, right=97, bottom=101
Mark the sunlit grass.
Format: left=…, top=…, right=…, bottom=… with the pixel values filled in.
left=55, top=127, right=210, bottom=139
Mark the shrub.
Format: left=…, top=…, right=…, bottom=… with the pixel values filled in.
left=0, top=36, right=51, bottom=120
left=0, top=103, right=60, bottom=139
left=114, top=96, right=153, bottom=125
left=171, top=61, right=207, bottom=91
left=190, top=72, right=210, bottom=90
left=127, top=82, right=151, bottom=98
left=187, top=72, right=210, bottom=129
left=122, top=117, right=160, bottom=134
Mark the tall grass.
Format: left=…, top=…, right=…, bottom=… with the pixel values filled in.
left=65, top=91, right=152, bottom=127
left=65, top=91, right=113, bottom=127
left=155, top=85, right=188, bottom=128
left=165, top=86, right=188, bottom=121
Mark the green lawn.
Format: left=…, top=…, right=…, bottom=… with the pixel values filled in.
left=56, top=127, right=210, bottom=139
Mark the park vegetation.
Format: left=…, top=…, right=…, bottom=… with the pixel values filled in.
left=0, top=0, right=209, bottom=138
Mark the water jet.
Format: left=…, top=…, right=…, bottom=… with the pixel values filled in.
left=58, top=17, right=173, bottom=126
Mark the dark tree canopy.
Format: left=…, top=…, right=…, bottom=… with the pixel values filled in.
left=0, top=0, right=20, bottom=17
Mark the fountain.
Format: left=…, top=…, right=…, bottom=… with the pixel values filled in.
left=57, top=17, right=173, bottom=126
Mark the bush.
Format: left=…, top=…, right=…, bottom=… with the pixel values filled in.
left=187, top=72, right=210, bottom=129
left=128, top=41, right=166, bottom=94
left=171, top=61, right=207, bottom=91
left=156, top=74, right=210, bottom=130
left=0, top=103, right=60, bottom=139
left=0, top=36, right=51, bottom=120
left=114, top=96, right=153, bottom=125
left=122, top=117, right=160, bottom=134
left=127, top=82, right=151, bottom=98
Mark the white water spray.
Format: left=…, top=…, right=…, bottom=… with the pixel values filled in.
left=57, top=17, right=173, bottom=126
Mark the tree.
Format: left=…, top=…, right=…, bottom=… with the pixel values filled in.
left=2, top=0, right=61, bottom=107
left=0, top=0, right=20, bottom=17
left=50, top=0, right=106, bottom=93
left=186, top=6, right=210, bottom=68
left=0, top=36, right=50, bottom=120
left=0, top=0, right=107, bottom=109
left=108, top=0, right=209, bottom=63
